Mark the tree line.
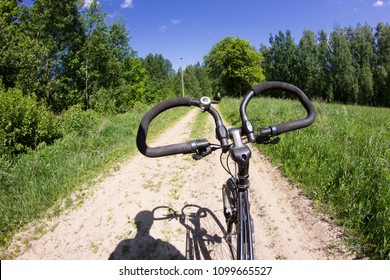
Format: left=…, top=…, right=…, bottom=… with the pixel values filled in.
left=1, top=0, right=166, bottom=113
left=3, top=1, right=389, bottom=111
left=0, top=1, right=213, bottom=111
left=261, top=23, right=390, bottom=107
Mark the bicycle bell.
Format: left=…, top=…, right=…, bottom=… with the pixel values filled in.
left=200, top=96, right=211, bottom=112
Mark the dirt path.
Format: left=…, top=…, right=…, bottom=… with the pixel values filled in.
left=11, top=108, right=354, bottom=260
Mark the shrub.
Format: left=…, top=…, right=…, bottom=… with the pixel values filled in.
left=58, top=104, right=100, bottom=136
left=0, top=88, right=60, bottom=156
left=90, top=83, right=146, bottom=114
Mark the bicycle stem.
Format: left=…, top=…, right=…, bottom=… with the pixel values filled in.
left=229, top=128, right=251, bottom=191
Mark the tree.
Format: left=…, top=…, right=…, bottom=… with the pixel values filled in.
left=80, top=1, right=147, bottom=113
left=141, top=53, right=175, bottom=103
left=204, top=36, right=265, bottom=97
left=347, top=24, right=376, bottom=105
left=261, top=31, right=299, bottom=86
left=106, top=21, right=147, bottom=111
left=375, top=23, right=390, bottom=107
left=329, top=26, right=357, bottom=103
left=18, top=0, right=85, bottom=110
left=297, top=30, right=318, bottom=98
left=180, top=63, right=212, bottom=99
left=142, top=53, right=174, bottom=81
left=90, top=57, right=147, bottom=113
left=194, top=63, right=213, bottom=98
left=183, top=65, right=201, bottom=98
left=316, top=30, right=333, bottom=101
left=260, top=24, right=389, bottom=106
left=80, top=0, right=109, bottom=108
left=0, top=0, right=22, bottom=89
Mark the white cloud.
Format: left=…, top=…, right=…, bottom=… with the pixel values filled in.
left=170, top=19, right=181, bottom=25
left=373, top=0, right=385, bottom=7
left=159, top=19, right=181, bottom=31
left=121, top=0, right=134, bottom=9
left=83, top=0, right=94, bottom=7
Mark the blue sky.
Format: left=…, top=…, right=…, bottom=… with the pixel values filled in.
left=24, top=0, right=390, bottom=70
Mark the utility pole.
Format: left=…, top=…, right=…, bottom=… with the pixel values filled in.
left=180, top=57, right=185, bottom=97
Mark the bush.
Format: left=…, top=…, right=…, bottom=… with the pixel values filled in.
left=0, top=88, right=60, bottom=156
left=90, top=83, right=146, bottom=114
left=58, top=104, right=100, bottom=136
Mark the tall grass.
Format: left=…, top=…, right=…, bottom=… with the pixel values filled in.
left=219, top=97, right=390, bottom=259
left=0, top=105, right=188, bottom=249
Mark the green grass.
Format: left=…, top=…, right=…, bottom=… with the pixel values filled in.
left=0, top=104, right=189, bottom=250
left=219, top=97, right=390, bottom=259
left=189, top=109, right=210, bottom=140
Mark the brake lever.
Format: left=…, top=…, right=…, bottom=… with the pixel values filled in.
left=192, top=146, right=213, bottom=160
left=255, top=136, right=281, bottom=145
left=192, top=153, right=203, bottom=161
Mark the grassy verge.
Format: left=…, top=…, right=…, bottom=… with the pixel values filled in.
left=0, top=104, right=189, bottom=249
left=189, top=109, right=210, bottom=140
left=219, top=97, right=390, bottom=259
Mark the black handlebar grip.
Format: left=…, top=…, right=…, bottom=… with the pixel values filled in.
left=136, top=97, right=210, bottom=157
left=241, top=81, right=316, bottom=139
left=137, top=97, right=192, bottom=157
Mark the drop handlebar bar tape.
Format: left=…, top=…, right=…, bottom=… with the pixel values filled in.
left=136, top=97, right=209, bottom=157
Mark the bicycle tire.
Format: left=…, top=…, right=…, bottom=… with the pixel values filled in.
left=181, top=204, right=230, bottom=260
left=226, top=217, right=238, bottom=259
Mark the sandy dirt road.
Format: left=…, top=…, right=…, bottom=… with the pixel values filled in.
left=11, top=108, right=354, bottom=260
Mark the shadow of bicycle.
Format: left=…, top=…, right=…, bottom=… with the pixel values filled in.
left=154, top=205, right=229, bottom=260
left=109, top=205, right=230, bottom=260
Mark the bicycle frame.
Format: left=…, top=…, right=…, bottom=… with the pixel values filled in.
left=237, top=190, right=253, bottom=259
left=227, top=128, right=254, bottom=260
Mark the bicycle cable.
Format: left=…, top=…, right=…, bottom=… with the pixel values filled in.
left=220, top=149, right=237, bottom=178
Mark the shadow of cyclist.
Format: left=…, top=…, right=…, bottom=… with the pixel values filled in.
left=108, top=210, right=186, bottom=260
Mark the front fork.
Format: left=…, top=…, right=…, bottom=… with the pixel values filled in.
left=222, top=177, right=237, bottom=222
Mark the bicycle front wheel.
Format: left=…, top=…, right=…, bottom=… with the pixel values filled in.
left=226, top=215, right=237, bottom=259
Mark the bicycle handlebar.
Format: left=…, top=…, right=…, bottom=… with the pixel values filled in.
left=136, top=81, right=315, bottom=158
left=240, top=81, right=316, bottom=142
left=136, top=97, right=229, bottom=157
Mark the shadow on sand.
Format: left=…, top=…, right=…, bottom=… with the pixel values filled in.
left=109, top=205, right=228, bottom=260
